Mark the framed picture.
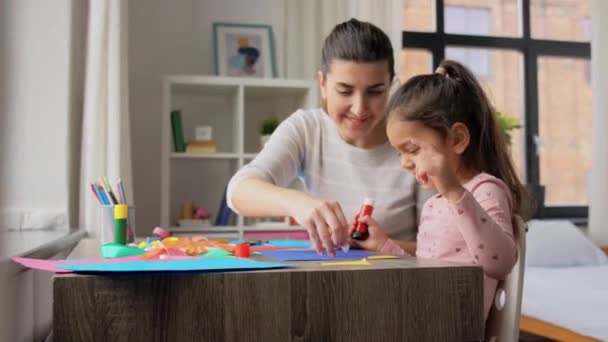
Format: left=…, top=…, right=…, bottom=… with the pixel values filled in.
left=213, top=22, right=277, bottom=78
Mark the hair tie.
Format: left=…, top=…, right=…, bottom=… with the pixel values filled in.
left=435, top=66, right=449, bottom=78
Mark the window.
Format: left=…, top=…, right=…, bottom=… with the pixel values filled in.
left=444, top=6, right=491, bottom=79
left=445, top=46, right=490, bottom=79
left=399, top=48, right=433, bottom=82
left=445, top=6, right=490, bottom=35
left=402, top=0, right=592, bottom=219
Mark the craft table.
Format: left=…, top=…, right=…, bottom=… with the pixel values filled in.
left=53, top=238, right=484, bottom=341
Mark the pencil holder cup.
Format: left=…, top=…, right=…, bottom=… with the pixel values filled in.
left=99, top=205, right=136, bottom=245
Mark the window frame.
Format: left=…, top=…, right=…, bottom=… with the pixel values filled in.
left=402, top=0, right=591, bottom=219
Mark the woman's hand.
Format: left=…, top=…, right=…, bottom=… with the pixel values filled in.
left=287, top=194, right=348, bottom=256
left=411, top=141, right=465, bottom=203
left=349, top=215, right=389, bottom=252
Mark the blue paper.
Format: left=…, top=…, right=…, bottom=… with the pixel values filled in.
left=261, top=249, right=372, bottom=261
left=58, top=257, right=290, bottom=273
left=267, top=240, right=312, bottom=249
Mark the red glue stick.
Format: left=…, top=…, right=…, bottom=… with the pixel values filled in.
left=351, top=198, right=375, bottom=241
left=235, top=243, right=251, bottom=258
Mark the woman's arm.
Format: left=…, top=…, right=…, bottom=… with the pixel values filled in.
left=227, top=111, right=306, bottom=215
left=230, top=177, right=313, bottom=218
left=226, top=110, right=349, bottom=254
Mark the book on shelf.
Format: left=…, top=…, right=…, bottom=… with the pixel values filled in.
left=171, top=110, right=186, bottom=152
left=185, top=140, right=217, bottom=154
left=215, top=186, right=235, bottom=226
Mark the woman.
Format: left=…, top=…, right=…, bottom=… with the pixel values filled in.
left=227, top=18, right=430, bottom=255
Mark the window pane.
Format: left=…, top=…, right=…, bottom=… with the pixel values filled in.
left=531, top=0, right=591, bottom=41
left=399, top=48, right=433, bottom=82
left=444, top=1, right=520, bottom=37
left=403, top=0, right=435, bottom=32
left=446, top=47, right=490, bottom=79
left=538, top=57, right=592, bottom=205
left=445, top=47, right=525, bottom=178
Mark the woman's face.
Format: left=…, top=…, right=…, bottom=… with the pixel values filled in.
left=318, top=60, right=391, bottom=148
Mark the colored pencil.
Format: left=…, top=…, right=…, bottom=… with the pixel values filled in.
left=118, top=178, right=127, bottom=205
left=96, top=183, right=111, bottom=205
left=90, top=183, right=102, bottom=204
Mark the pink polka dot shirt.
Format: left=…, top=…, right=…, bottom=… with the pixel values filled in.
left=379, top=172, right=518, bottom=320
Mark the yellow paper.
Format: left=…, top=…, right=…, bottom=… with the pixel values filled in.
left=368, top=255, right=399, bottom=260
left=320, top=258, right=371, bottom=266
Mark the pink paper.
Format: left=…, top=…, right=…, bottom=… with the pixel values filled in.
left=12, top=256, right=143, bottom=273
left=12, top=254, right=199, bottom=273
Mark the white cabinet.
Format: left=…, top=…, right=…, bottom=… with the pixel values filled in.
left=161, top=76, right=317, bottom=230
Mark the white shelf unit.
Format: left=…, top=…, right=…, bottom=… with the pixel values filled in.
left=161, top=76, right=317, bottom=229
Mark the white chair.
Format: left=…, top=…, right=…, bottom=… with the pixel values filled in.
left=484, top=215, right=527, bottom=342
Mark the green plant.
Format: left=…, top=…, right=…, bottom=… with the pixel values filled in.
left=495, top=112, right=522, bottom=145
left=260, top=115, right=280, bottom=135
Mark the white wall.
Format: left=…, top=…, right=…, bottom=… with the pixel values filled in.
left=589, top=0, right=608, bottom=245
left=0, top=0, right=74, bottom=230
left=129, top=0, right=286, bottom=233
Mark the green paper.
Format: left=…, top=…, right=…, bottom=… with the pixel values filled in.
left=203, top=248, right=233, bottom=258
left=100, top=243, right=145, bottom=259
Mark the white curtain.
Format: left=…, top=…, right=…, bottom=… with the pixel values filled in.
left=283, top=0, right=402, bottom=80
left=78, top=0, right=133, bottom=238
left=589, top=0, right=608, bottom=245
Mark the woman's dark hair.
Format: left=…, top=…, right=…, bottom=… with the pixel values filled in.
left=386, top=60, right=533, bottom=219
left=320, top=18, right=395, bottom=81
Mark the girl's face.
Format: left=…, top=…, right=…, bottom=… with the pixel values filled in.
left=386, top=118, right=455, bottom=190
left=318, top=60, right=391, bottom=148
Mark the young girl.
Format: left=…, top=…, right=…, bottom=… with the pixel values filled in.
left=353, top=60, right=530, bottom=320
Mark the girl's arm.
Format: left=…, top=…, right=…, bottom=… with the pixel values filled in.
left=392, top=240, right=416, bottom=255
left=448, top=180, right=517, bottom=279
left=353, top=216, right=415, bottom=256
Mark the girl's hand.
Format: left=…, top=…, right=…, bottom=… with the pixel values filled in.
left=287, top=195, right=348, bottom=256
left=411, top=140, right=464, bottom=202
left=349, top=215, right=389, bottom=252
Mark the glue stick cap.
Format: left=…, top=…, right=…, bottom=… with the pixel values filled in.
left=114, top=204, right=128, bottom=219
left=363, top=198, right=375, bottom=206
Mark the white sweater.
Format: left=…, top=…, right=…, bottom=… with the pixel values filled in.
left=227, top=108, right=430, bottom=240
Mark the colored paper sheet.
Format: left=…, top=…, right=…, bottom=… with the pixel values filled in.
left=58, top=257, right=290, bottom=273
left=249, top=245, right=291, bottom=252
left=12, top=255, right=143, bottom=273
left=228, top=240, right=312, bottom=249
left=320, top=258, right=371, bottom=266
left=368, top=255, right=399, bottom=260
left=261, top=249, right=372, bottom=261
left=267, top=240, right=312, bottom=248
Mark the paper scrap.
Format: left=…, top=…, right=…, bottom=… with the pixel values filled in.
left=368, top=255, right=399, bottom=260
left=320, top=258, right=371, bottom=266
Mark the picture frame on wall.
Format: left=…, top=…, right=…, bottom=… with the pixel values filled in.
left=213, top=22, right=277, bottom=78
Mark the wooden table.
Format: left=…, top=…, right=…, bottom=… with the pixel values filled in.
left=53, top=239, right=484, bottom=341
